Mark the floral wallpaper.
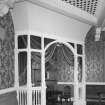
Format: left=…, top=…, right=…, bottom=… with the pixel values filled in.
left=85, top=42, right=104, bottom=82
left=56, top=60, right=74, bottom=82
left=85, top=26, right=105, bottom=82
left=55, top=50, right=74, bottom=82
left=0, top=11, right=14, bottom=89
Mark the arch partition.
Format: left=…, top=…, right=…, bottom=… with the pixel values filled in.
left=15, top=34, right=85, bottom=105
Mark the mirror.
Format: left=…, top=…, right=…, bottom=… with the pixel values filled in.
left=77, top=44, right=83, bottom=55
left=18, top=52, right=27, bottom=86
left=30, top=35, right=41, bottom=49
left=18, top=35, right=27, bottom=49
left=44, top=38, right=55, bottom=48
left=78, top=57, right=83, bottom=82
left=31, top=52, right=41, bottom=86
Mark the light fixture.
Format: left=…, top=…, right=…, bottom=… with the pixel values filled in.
left=95, top=27, right=101, bottom=41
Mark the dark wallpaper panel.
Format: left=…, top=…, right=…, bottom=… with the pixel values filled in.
left=0, top=11, right=14, bottom=89
left=85, top=26, right=105, bottom=82
left=85, top=42, right=104, bottom=82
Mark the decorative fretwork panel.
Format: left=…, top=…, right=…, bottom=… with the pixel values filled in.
left=61, top=0, right=98, bottom=15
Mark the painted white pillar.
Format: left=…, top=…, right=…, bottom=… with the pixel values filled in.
left=74, top=44, right=79, bottom=105
left=27, top=35, right=32, bottom=105
left=15, top=34, right=20, bottom=104
left=41, top=36, right=46, bottom=105
left=15, top=35, right=19, bottom=88
left=82, top=44, right=86, bottom=105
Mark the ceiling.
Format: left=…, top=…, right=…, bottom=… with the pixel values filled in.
left=61, top=0, right=98, bottom=15
left=17, top=0, right=105, bottom=29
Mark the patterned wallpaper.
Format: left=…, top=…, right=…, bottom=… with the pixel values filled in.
left=46, top=59, right=74, bottom=83
left=85, top=42, right=104, bottom=82
left=56, top=53, right=74, bottom=82
left=0, top=11, right=14, bottom=89
left=56, top=61, right=74, bottom=82
left=85, top=26, right=105, bottom=82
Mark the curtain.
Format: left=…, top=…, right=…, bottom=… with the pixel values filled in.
left=45, top=43, right=74, bottom=67
left=45, top=43, right=57, bottom=63
left=62, top=44, right=74, bottom=66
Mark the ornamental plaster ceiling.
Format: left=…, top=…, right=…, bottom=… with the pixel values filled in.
left=1, top=0, right=105, bottom=29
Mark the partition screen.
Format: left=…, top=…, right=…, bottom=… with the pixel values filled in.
left=16, top=34, right=84, bottom=105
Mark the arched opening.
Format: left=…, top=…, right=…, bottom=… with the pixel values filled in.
left=45, top=41, right=75, bottom=105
